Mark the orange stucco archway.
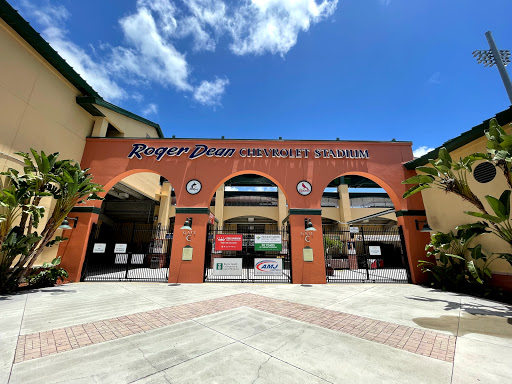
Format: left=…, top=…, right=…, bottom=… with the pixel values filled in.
left=59, top=137, right=430, bottom=285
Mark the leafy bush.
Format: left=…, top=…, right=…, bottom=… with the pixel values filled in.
left=27, top=257, right=68, bottom=288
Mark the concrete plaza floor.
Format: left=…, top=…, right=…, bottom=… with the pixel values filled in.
left=1, top=282, right=511, bottom=384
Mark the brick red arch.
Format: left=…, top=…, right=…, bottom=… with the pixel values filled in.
left=60, top=137, right=430, bottom=284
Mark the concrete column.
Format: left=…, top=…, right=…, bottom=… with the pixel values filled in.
left=91, top=117, right=109, bottom=137
left=168, top=212, right=208, bottom=283
left=158, top=182, right=172, bottom=227
left=337, top=184, right=351, bottom=225
left=278, top=188, right=288, bottom=229
left=214, top=184, right=224, bottom=227
left=59, top=209, right=100, bottom=282
left=289, top=214, right=326, bottom=284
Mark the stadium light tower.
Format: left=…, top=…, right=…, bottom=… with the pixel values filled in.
left=473, top=31, right=512, bottom=104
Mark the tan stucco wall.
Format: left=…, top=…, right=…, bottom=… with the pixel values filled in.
left=0, top=20, right=94, bottom=173
left=420, top=123, right=512, bottom=274
left=120, top=173, right=161, bottom=200
left=95, top=106, right=159, bottom=138
left=321, top=207, right=396, bottom=222
left=223, top=206, right=279, bottom=222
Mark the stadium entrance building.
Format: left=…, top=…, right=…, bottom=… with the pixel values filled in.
left=59, top=137, right=430, bottom=285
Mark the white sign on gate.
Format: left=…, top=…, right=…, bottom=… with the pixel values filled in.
left=114, top=243, right=127, bottom=253
left=349, top=227, right=359, bottom=234
left=254, top=258, right=283, bottom=276
left=369, top=246, right=382, bottom=256
left=212, top=258, right=243, bottom=276
left=93, top=243, right=106, bottom=253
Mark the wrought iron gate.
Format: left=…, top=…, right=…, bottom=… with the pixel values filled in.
left=204, top=225, right=292, bottom=283
left=323, top=226, right=410, bottom=283
left=81, top=223, right=173, bottom=282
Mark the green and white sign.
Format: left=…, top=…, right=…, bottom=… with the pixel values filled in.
left=254, top=234, right=282, bottom=251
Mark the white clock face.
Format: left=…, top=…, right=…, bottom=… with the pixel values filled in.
left=297, top=181, right=312, bottom=196
left=186, top=179, right=202, bottom=195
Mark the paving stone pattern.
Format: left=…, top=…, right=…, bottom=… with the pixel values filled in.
left=15, top=293, right=456, bottom=364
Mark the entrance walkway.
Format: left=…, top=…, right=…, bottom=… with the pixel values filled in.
left=1, top=283, right=511, bottom=383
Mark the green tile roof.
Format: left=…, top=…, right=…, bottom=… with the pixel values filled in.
left=404, top=106, right=512, bottom=170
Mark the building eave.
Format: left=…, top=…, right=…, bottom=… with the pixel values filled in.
left=404, top=106, right=512, bottom=170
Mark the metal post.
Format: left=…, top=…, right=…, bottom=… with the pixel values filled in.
left=485, top=31, right=512, bottom=104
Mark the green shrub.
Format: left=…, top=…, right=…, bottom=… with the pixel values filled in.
left=27, top=256, right=68, bottom=288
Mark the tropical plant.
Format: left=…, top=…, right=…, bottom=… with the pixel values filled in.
left=27, top=256, right=68, bottom=288
left=0, top=150, right=103, bottom=293
left=419, top=227, right=498, bottom=294
left=485, top=118, right=512, bottom=189
left=402, top=147, right=489, bottom=213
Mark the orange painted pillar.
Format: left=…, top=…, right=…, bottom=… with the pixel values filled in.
left=168, top=210, right=209, bottom=284
left=397, top=215, right=431, bottom=284
left=289, top=213, right=326, bottom=284
left=59, top=210, right=99, bottom=282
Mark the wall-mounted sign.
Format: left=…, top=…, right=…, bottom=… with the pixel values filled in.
left=254, top=235, right=282, bottom=251
left=297, top=181, right=312, bottom=196
left=215, top=234, right=243, bottom=251
left=209, top=212, right=216, bottom=225
left=254, top=258, right=283, bottom=276
left=349, top=227, right=359, bottom=234
left=114, top=243, right=127, bottom=253
left=128, top=143, right=370, bottom=161
left=369, top=246, right=382, bottom=256
left=93, top=243, right=106, bottom=253
left=186, top=179, right=202, bottom=195
left=212, top=258, right=243, bottom=275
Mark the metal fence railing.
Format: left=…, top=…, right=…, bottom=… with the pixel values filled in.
left=323, top=226, right=410, bottom=283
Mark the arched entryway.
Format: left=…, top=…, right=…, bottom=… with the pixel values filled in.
left=321, top=174, right=410, bottom=283
left=59, top=137, right=430, bottom=285
left=203, top=173, right=292, bottom=283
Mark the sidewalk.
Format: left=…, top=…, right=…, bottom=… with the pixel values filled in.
left=1, top=283, right=511, bottom=383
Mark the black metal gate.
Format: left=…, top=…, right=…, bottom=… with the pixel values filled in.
left=204, top=225, right=292, bottom=283
left=81, top=223, right=173, bottom=282
left=323, top=226, right=410, bottom=283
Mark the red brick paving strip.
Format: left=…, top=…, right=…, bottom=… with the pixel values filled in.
left=14, top=293, right=456, bottom=364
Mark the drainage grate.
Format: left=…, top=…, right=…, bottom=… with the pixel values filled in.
left=474, top=162, right=497, bottom=183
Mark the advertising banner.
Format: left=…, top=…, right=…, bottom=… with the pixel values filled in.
left=215, top=234, right=243, bottom=251
left=254, top=258, right=283, bottom=276
left=212, top=258, right=243, bottom=275
left=254, top=234, right=282, bottom=251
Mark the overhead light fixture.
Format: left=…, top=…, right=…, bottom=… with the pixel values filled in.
left=58, top=217, right=78, bottom=230
left=305, top=218, right=317, bottom=232
left=181, top=217, right=193, bottom=230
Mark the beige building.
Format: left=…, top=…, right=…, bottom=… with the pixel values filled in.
left=405, top=107, right=512, bottom=285
left=1, top=1, right=511, bottom=290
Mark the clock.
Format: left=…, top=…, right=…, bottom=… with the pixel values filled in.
left=186, top=179, right=202, bottom=195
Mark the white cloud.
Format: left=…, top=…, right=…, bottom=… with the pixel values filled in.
left=142, top=103, right=159, bottom=116
left=413, top=146, right=435, bottom=158
left=227, top=0, right=338, bottom=56
left=115, top=7, right=192, bottom=91
left=16, top=0, right=339, bottom=107
left=428, top=72, right=441, bottom=84
left=378, top=0, right=391, bottom=6
left=194, top=78, right=230, bottom=106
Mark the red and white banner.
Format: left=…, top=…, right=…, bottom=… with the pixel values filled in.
left=209, top=212, right=216, bottom=225
left=215, top=234, right=243, bottom=251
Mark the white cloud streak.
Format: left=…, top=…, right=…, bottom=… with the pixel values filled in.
left=142, top=103, right=159, bottom=116
left=413, top=146, right=435, bottom=158
left=16, top=0, right=338, bottom=107
left=194, top=78, right=230, bottom=106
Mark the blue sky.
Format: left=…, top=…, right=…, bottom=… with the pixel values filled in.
left=11, top=0, right=512, bottom=157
